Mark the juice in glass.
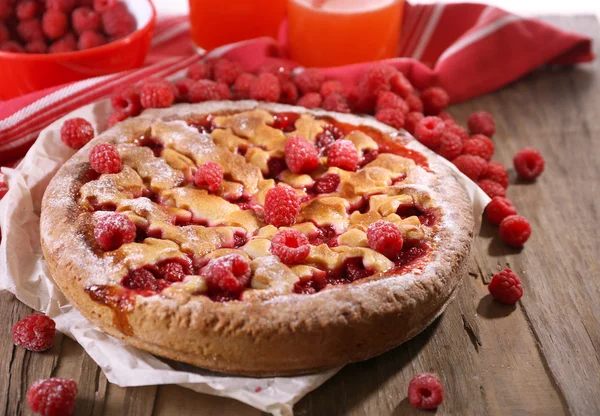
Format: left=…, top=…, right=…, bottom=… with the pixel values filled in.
left=288, top=0, right=404, bottom=67
left=189, top=0, right=287, bottom=51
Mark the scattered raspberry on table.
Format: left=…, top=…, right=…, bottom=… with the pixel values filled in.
left=408, top=372, right=444, bottom=409
left=28, top=377, right=78, bottom=416
left=489, top=268, right=524, bottom=304
left=12, top=314, right=56, bottom=352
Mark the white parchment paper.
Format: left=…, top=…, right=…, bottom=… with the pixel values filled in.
left=0, top=99, right=490, bottom=415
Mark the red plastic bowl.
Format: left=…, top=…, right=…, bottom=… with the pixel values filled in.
left=0, top=0, right=156, bottom=100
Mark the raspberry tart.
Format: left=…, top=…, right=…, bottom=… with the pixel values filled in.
left=41, top=101, right=474, bottom=376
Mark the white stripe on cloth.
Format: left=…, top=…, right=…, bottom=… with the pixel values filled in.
left=411, top=3, right=445, bottom=60
left=435, top=13, right=524, bottom=66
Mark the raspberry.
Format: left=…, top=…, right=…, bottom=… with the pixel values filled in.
left=258, top=61, right=294, bottom=82
left=111, top=84, right=141, bottom=116
left=72, top=7, right=100, bottom=34
left=194, top=161, right=223, bottom=192
left=174, top=78, right=195, bottom=102
left=107, top=111, right=128, bottom=127
left=376, top=91, right=408, bottom=114
left=414, top=116, right=444, bottom=149
left=489, top=268, right=523, bottom=304
left=320, top=80, right=344, bottom=97
left=47, top=0, right=76, bottom=13
left=357, top=65, right=396, bottom=103
left=404, top=111, right=424, bottom=135
left=322, top=92, right=350, bottom=113
left=1, top=41, right=24, bottom=53
left=27, top=378, right=77, bottom=416
left=187, top=61, right=211, bottom=80
left=12, top=314, right=56, bottom=352
left=314, top=174, right=340, bottom=194
left=367, top=220, right=403, bottom=258
left=297, top=92, right=322, bottom=109
left=463, top=134, right=494, bottom=161
left=189, top=79, right=222, bottom=102
left=264, top=186, right=301, bottom=227
left=200, top=254, right=251, bottom=294
left=453, top=154, right=487, bottom=181
left=375, top=108, right=405, bottom=130
left=327, top=139, right=358, bottom=171
left=279, top=80, right=299, bottom=105
left=78, top=30, right=104, bottom=49
left=94, top=212, right=136, bottom=250
left=477, top=179, right=506, bottom=198
left=390, top=71, right=414, bottom=98
left=485, top=197, right=517, bottom=225
left=445, top=123, right=469, bottom=143
left=216, top=82, right=231, bottom=100
left=26, top=40, right=48, bottom=53
left=315, top=124, right=342, bottom=153
left=89, top=142, right=121, bottom=174
left=285, top=135, right=319, bottom=174
left=16, top=1, right=39, bottom=20
left=250, top=73, right=281, bottom=102
left=140, top=79, right=175, bottom=109
left=467, top=111, right=496, bottom=137
left=42, top=9, right=68, bottom=39
left=0, top=2, right=12, bottom=21
left=212, top=58, right=242, bottom=85
left=270, top=229, right=310, bottom=265
left=158, top=261, right=186, bottom=282
left=93, top=0, right=116, bottom=13
left=421, top=87, right=450, bottom=115
left=101, top=2, right=135, bottom=38
left=405, top=94, right=424, bottom=113
left=437, top=131, right=462, bottom=160
left=481, top=161, right=509, bottom=188
left=437, top=111, right=454, bottom=123
left=49, top=34, right=76, bottom=53
left=408, top=373, right=444, bottom=409
left=513, top=147, right=544, bottom=180
left=60, top=118, right=94, bottom=149
left=294, top=68, right=325, bottom=94
left=232, top=73, right=256, bottom=99
left=499, top=215, right=531, bottom=247
left=17, top=19, right=44, bottom=42
left=122, top=268, right=168, bottom=291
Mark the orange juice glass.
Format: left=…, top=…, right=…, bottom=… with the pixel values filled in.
left=288, top=0, right=404, bottom=67
left=189, top=0, right=287, bottom=51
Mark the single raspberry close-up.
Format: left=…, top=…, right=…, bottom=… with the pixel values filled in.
left=408, top=373, right=444, bottom=410
left=60, top=118, right=94, bottom=149
left=453, top=154, right=488, bottom=181
left=200, top=254, right=251, bottom=294
left=463, top=134, right=495, bottom=161
left=421, top=87, right=450, bottom=115
left=481, top=161, right=509, bottom=188
left=250, top=72, right=281, bottom=103
left=513, top=147, right=545, bottom=180
left=94, top=212, right=136, bottom=251
left=327, top=139, right=359, bottom=171
left=468, top=111, right=496, bottom=137
left=485, top=197, right=518, bottom=225
left=414, top=116, right=445, bottom=149
left=488, top=268, right=523, bottom=304
left=263, top=186, right=301, bottom=227
left=477, top=179, right=507, bottom=199
left=27, top=378, right=78, bottom=416
left=499, top=215, right=531, bottom=247
left=367, top=220, right=404, bottom=258
left=270, top=229, right=311, bottom=265
left=140, top=79, right=175, bottom=109
left=375, top=108, right=406, bottom=130
left=194, top=161, right=223, bottom=192
left=89, top=143, right=121, bottom=174
left=285, top=135, right=319, bottom=174
left=12, top=314, right=56, bottom=352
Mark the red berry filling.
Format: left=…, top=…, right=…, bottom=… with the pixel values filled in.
left=12, top=314, right=56, bottom=352
left=313, top=174, right=340, bottom=194
left=408, top=373, right=444, bottom=409
left=270, top=229, right=310, bottom=265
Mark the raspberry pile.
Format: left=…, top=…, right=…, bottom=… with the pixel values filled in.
left=0, top=0, right=136, bottom=54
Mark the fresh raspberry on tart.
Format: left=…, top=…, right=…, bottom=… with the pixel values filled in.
left=40, top=102, right=474, bottom=376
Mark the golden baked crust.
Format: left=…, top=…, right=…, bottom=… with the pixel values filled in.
left=40, top=101, right=474, bottom=376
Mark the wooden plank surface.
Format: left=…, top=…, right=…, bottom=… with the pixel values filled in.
left=1, top=14, right=599, bottom=416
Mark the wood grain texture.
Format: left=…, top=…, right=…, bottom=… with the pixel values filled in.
left=1, top=14, right=599, bottom=416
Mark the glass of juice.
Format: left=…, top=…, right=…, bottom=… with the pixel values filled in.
left=188, top=0, right=287, bottom=51
left=287, top=0, right=404, bottom=67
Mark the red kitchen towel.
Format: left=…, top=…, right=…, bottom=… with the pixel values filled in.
left=0, top=3, right=593, bottom=166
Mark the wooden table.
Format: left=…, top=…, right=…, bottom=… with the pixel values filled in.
left=2, top=15, right=599, bottom=416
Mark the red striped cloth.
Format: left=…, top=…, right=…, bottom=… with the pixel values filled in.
left=0, top=4, right=593, bottom=166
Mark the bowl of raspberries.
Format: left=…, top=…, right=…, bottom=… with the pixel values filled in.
left=0, top=0, right=156, bottom=99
